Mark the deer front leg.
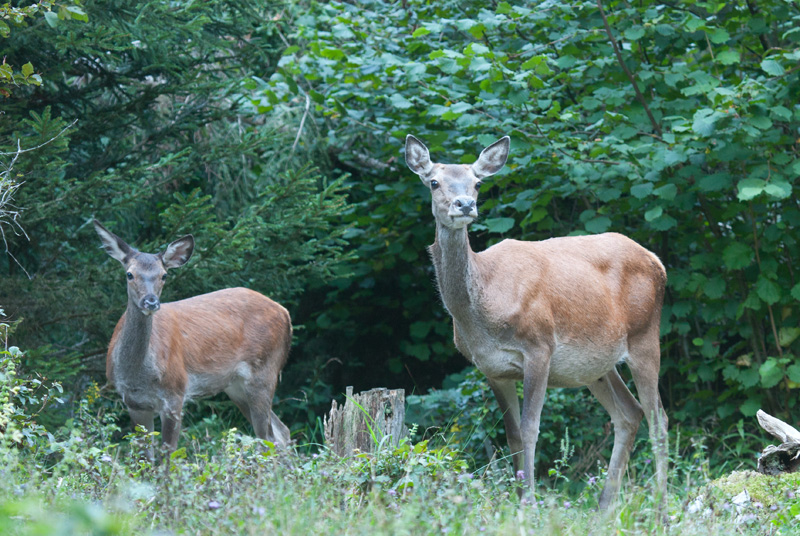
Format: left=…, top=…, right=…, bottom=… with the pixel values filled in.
left=520, top=348, right=551, bottom=497
left=160, top=400, right=184, bottom=453
left=129, top=409, right=156, bottom=460
left=488, top=378, right=522, bottom=475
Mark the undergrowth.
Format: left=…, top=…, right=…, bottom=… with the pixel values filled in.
left=2, top=340, right=798, bottom=535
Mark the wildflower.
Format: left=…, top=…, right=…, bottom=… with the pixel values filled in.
left=100, top=454, right=113, bottom=464
left=753, top=502, right=763, bottom=509
left=208, top=500, right=222, bottom=510
left=587, top=476, right=597, bottom=486
left=770, top=505, right=778, bottom=511
left=387, top=489, right=397, bottom=497
left=563, top=501, right=572, bottom=508
left=516, top=470, right=525, bottom=481
left=644, top=458, right=651, bottom=465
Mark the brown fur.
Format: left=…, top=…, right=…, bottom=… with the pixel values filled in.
left=94, top=220, right=292, bottom=456
left=405, top=135, right=669, bottom=510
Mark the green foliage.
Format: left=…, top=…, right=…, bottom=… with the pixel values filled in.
left=0, top=0, right=353, bottom=442
left=0, top=390, right=791, bottom=536
left=0, top=320, right=63, bottom=453
left=0, top=1, right=87, bottom=96
left=262, top=0, right=800, bottom=432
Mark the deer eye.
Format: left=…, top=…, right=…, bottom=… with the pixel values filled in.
left=475, top=181, right=483, bottom=191
left=430, top=180, right=440, bottom=190
left=126, top=272, right=134, bottom=281
left=161, top=273, right=167, bottom=281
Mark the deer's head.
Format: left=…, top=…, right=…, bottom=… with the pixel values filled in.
left=405, top=135, right=509, bottom=230
left=94, top=220, right=194, bottom=315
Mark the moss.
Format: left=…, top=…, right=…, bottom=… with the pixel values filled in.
left=707, top=470, right=800, bottom=507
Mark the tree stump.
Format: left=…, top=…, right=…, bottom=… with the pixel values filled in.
left=323, top=387, right=407, bottom=457
left=756, top=409, right=800, bottom=475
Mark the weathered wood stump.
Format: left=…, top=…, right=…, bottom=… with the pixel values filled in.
left=756, top=409, right=800, bottom=475
left=323, top=387, right=407, bottom=457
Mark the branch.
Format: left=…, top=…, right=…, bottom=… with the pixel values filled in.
left=0, top=119, right=79, bottom=156
left=596, top=1, right=662, bottom=136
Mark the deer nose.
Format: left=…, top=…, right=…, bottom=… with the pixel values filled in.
left=142, top=295, right=160, bottom=311
left=453, top=197, right=476, bottom=216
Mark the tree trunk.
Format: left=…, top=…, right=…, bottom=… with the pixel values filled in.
left=323, top=386, right=407, bottom=457
left=756, top=409, right=800, bottom=475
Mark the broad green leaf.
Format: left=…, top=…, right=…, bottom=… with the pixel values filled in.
left=704, top=277, right=726, bottom=299
left=739, top=397, right=761, bottom=416
left=412, top=27, right=431, bottom=38
left=631, top=183, right=653, bottom=199
left=485, top=217, right=515, bottom=233
left=756, top=277, right=781, bottom=305
left=496, top=2, right=513, bottom=14
left=788, top=363, right=800, bottom=383
left=654, top=183, right=677, bottom=201
left=644, top=206, right=663, bottom=221
left=738, top=369, right=761, bottom=389
left=722, top=242, right=753, bottom=270
left=320, top=48, right=345, bottom=61
left=521, top=55, right=548, bottom=71
left=390, top=93, right=413, bottom=110
left=769, top=106, right=792, bottom=120
left=699, top=173, right=730, bottom=192
left=585, top=216, right=611, bottom=233
left=779, top=327, right=800, bottom=348
left=760, top=358, right=784, bottom=388
left=749, top=116, right=772, bottom=130
left=692, top=108, right=723, bottom=136
left=625, top=26, right=645, bottom=40
left=791, top=282, right=800, bottom=301
left=44, top=11, right=59, bottom=27
left=716, top=50, right=740, bottom=65
left=708, top=28, right=730, bottom=44
left=409, top=321, right=432, bottom=339
left=760, top=59, right=785, bottom=76
left=737, top=178, right=766, bottom=201
left=21, top=63, right=34, bottom=77
left=764, top=180, right=791, bottom=199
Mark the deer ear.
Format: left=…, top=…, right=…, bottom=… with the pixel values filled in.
left=472, top=136, right=510, bottom=179
left=93, top=219, right=134, bottom=263
left=162, top=235, right=194, bottom=269
left=405, top=134, right=435, bottom=179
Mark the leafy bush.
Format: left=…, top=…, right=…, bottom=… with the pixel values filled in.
left=260, top=0, right=800, bottom=433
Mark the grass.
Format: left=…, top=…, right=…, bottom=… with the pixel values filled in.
left=2, top=419, right=799, bottom=536
left=1, top=362, right=797, bottom=535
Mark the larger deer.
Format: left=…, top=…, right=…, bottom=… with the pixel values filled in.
left=94, top=220, right=291, bottom=455
left=405, top=136, right=668, bottom=508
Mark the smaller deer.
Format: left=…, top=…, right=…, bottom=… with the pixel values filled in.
left=94, top=220, right=291, bottom=455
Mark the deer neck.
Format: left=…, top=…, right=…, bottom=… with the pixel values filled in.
left=114, top=296, right=158, bottom=380
left=429, top=221, right=483, bottom=324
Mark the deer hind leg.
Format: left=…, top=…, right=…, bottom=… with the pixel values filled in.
left=233, top=371, right=289, bottom=447
left=626, top=333, right=669, bottom=509
left=587, top=368, right=643, bottom=509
